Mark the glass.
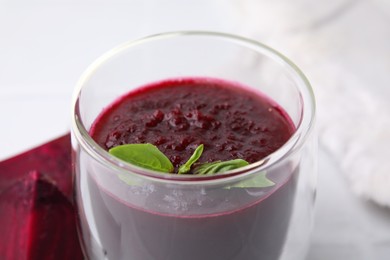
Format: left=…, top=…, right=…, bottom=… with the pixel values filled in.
left=71, top=31, right=316, bottom=260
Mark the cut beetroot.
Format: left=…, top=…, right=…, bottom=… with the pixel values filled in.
left=0, top=134, right=73, bottom=200
left=0, top=171, right=83, bottom=260
left=0, top=134, right=84, bottom=259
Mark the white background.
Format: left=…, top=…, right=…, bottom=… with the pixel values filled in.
left=1, top=1, right=390, bottom=259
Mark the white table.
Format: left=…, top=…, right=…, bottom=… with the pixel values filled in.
left=1, top=1, right=390, bottom=259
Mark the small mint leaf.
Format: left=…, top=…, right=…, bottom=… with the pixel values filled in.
left=193, top=159, right=249, bottom=175
left=109, top=143, right=174, bottom=173
left=225, top=171, right=275, bottom=189
left=178, top=144, right=204, bottom=174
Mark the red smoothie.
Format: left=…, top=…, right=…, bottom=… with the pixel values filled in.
left=91, top=78, right=293, bottom=171
left=86, top=77, right=297, bottom=260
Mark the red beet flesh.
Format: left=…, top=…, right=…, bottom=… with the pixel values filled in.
left=0, top=134, right=73, bottom=200
left=0, top=135, right=83, bottom=260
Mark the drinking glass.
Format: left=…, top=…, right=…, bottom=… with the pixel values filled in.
left=71, top=31, right=316, bottom=260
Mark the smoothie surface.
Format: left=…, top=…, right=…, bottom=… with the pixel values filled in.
left=90, top=78, right=295, bottom=172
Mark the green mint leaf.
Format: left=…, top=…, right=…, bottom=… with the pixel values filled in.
left=109, top=143, right=174, bottom=173
left=178, top=144, right=204, bottom=174
left=193, top=159, right=249, bottom=175
left=225, top=171, right=275, bottom=189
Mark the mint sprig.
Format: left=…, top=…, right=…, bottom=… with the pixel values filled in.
left=109, top=143, right=274, bottom=189
left=193, top=159, right=249, bottom=175
left=178, top=144, right=204, bottom=174
left=193, top=159, right=275, bottom=188
left=109, top=143, right=174, bottom=173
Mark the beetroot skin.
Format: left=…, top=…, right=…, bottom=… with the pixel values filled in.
left=0, top=134, right=83, bottom=259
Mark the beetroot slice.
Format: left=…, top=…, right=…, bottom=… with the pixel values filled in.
left=0, top=134, right=84, bottom=259
left=0, top=171, right=83, bottom=260
left=0, top=134, right=73, bottom=200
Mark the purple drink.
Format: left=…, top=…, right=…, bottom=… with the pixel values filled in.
left=86, top=168, right=297, bottom=260
left=79, top=78, right=297, bottom=260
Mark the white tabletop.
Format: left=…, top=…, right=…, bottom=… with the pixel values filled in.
left=1, top=1, right=390, bottom=259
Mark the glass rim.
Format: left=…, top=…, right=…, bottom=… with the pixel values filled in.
left=71, top=30, right=316, bottom=185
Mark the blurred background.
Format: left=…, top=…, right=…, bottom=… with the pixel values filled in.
left=1, top=0, right=390, bottom=259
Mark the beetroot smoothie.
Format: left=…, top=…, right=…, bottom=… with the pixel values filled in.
left=86, top=78, right=297, bottom=260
